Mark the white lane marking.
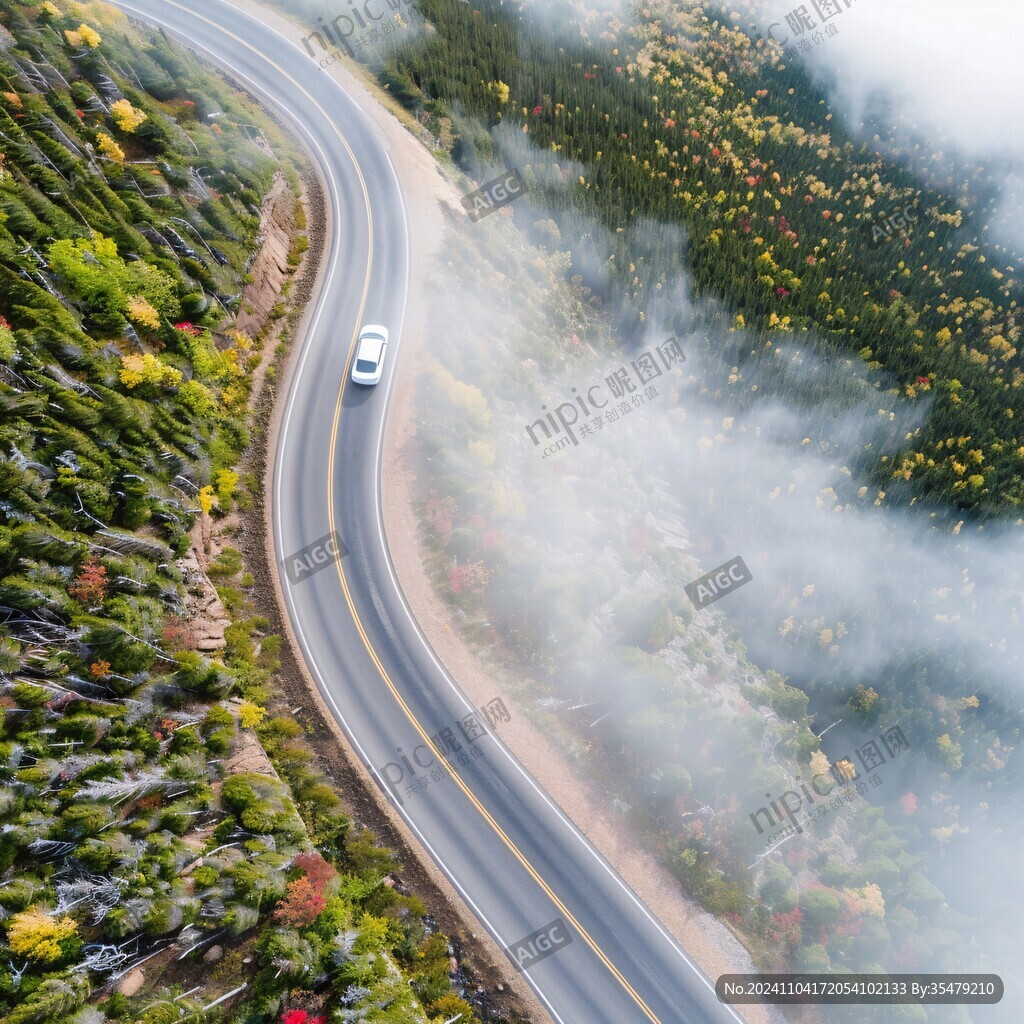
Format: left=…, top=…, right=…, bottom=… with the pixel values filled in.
left=216, top=0, right=364, bottom=114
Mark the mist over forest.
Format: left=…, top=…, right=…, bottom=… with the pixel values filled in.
left=380, top=0, right=1024, bottom=1017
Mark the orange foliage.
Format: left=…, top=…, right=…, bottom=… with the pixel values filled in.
left=68, top=559, right=108, bottom=605
left=274, top=876, right=327, bottom=927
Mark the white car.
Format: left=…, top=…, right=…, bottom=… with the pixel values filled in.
left=351, top=324, right=389, bottom=385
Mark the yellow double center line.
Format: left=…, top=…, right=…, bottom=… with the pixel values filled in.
left=153, top=3, right=663, bottom=1019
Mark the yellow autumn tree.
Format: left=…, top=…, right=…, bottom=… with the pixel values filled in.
left=65, top=23, right=101, bottom=48
left=843, top=883, right=885, bottom=919
left=96, top=133, right=124, bottom=165
left=228, top=329, right=253, bottom=354
left=429, top=362, right=491, bottom=429
left=809, top=749, right=831, bottom=779
left=238, top=700, right=266, bottom=730
left=118, top=354, right=146, bottom=389
left=849, top=684, right=879, bottom=713
left=126, top=296, right=160, bottom=330
left=7, top=909, right=78, bottom=962
left=220, top=382, right=248, bottom=411
left=214, top=469, right=238, bottom=503
left=936, top=733, right=963, bottom=771
left=119, top=353, right=182, bottom=390
left=111, top=98, right=147, bottom=133
left=197, top=485, right=218, bottom=515
left=487, top=80, right=510, bottom=104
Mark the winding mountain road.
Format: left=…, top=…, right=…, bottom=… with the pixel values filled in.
left=110, top=3, right=748, bottom=1021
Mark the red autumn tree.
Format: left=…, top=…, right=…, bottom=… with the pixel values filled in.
left=69, top=558, right=108, bottom=605
left=273, top=851, right=337, bottom=927
left=292, top=851, right=336, bottom=890
left=162, top=614, right=198, bottom=651
left=274, top=876, right=327, bottom=927
left=280, top=1012, right=325, bottom=1024
left=767, top=907, right=804, bottom=948
left=899, top=792, right=918, bottom=815
left=448, top=560, right=491, bottom=594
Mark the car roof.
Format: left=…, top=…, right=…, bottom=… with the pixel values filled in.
left=357, top=336, right=385, bottom=362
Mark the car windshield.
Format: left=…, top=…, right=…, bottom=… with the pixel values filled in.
left=355, top=358, right=378, bottom=373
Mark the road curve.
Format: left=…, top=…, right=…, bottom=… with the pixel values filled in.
left=110, top=3, right=748, bottom=1021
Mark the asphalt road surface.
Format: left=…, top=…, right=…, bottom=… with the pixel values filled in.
left=110, top=3, right=749, bottom=1021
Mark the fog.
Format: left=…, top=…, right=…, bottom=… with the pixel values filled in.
left=753, top=0, right=1024, bottom=248
left=756, top=0, right=1023, bottom=154
left=429, top=188, right=1023, bottom=1018
left=417, top=7, right=1024, bottom=1009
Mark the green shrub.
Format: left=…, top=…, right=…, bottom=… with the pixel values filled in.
left=798, top=889, right=843, bottom=929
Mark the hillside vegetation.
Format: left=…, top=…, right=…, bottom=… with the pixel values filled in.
left=0, top=3, right=488, bottom=1024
